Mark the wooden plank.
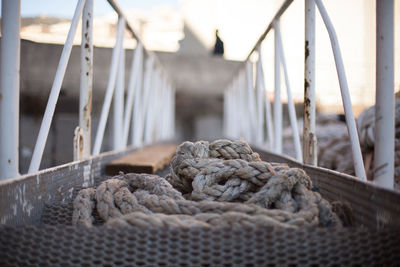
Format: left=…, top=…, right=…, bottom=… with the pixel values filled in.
left=105, top=144, right=177, bottom=175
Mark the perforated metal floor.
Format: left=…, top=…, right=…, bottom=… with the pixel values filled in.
left=2, top=172, right=400, bottom=265
left=1, top=225, right=399, bottom=266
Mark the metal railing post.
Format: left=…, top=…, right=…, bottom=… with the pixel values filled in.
left=92, top=16, right=124, bottom=156
left=275, top=22, right=302, bottom=162
left=113, top=36, right=125, bottom=150
left=0, top=0, right=21, bottom=180
left=77, top=0, right=93, bottom=160
left=274, top=19, right=282, bottom=153
left=144, top=68, right=160, bottom=143
left=170, top=86, right=175, bottom=138
left=29, top=0, right=86, bottom=173
left=122, top=42, right=142, bottom=147
left=374, top=0, right=394, bottom=189
left=133, top=58, right=153, bottom=146
left=238, top=71, right=250, bottom=140
left=245, top=61, right=257, bottom=143
left=304, top=0, right=317, bottom=165
left=256, top=51, right=274, bottom=149
left=255, top=52, right=265, bottom=145
left=130, top=51, right=144, bottom=146
left=314, top=0, right=367, bottom=181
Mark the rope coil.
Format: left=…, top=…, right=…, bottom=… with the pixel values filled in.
left=73, top=139, right=342, bottom=228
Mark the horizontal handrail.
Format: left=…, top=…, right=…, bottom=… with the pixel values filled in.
left=106, top=0, right=173, bottom=87
left=245, top=0, right=294, bottom=61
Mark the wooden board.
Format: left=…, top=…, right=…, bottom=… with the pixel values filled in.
left=105, top=144, right=177, bottom=175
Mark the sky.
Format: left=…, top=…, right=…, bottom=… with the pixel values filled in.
left=9, top=0, right=179, bottom=18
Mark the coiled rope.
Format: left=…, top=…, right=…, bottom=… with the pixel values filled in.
left=73, top=139, right=341, bottom=228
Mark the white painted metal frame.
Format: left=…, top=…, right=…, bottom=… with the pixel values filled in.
left=77, top=0, right=93, bottom=161
left=273, top=19, right=282, bottom=154
left=29, top=0, right=86, bottom=173
left=0, top=0, right=21, bottom=180
left=374, top=0, right=394, bottom=189
left=93, top=16, right=125, bottom=156
left=245, top=61, right=258, bottom=144
left=223, top=0, right=379, bottom=183
left=255, top=54, right=265, bottom=145
left=113, top=38, right=125, bottom=150
left=256, top=49, right=274, bottom=149
left=0, top=0, right=175, bottom=178
left=274, top=21, right=302, bottom=162
left=304, top=0, right=317, bottom=165
left=122, top=42, right=143, bottom=147
left=131, top=51, right=145, bottom=147
left=314, top=0, right=367, bottom=181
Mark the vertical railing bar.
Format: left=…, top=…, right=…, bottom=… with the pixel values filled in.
left=230, top=85, right=235, bottom=138
left=228, top=85, right=235, bottom=138
left=160, top=79, right=167, bottom=139
left=223, top=89, right=227, bottom=137
left=273, top=19, right=282, bottom=153
left=164, top=84, right=171, bottom=139
left=151, top=74, right=162, bottom=142
left=237, top=74, right=245, bottom=139
left=228, top=83, right=234, bottom=138
left=304, top=0, right=317, bottom=165
left=229, top=86, right=233, bottom=138
left=92, top=16, right=125, bottom=156
left=0, top=0, right=21, bottom=179
left=157, top=75, right=166, bottom=141
left=161, top=77, right=169, bottom=140
left=245, top=61, right=258, bottom=143
left=256, top=50, right=274, bottom=149
left=275, top=22, right=302, bottom=162
left=374, top=0, right=394, bottom=189
left=170, top=86, right=175, bottom=138
left=243, top=71, right=252, bottom=140
left=113, top=30, right=125, bottom=150
left=163, top=78, right=169, bottom=139
left=171, top=87, right=176, bottom=137
left=238, top=71, right=248, bottom=140
left=314, top=0, right=367, bottom=181
left=130, top=52, right=144, bottom=146
left=144, top=69, right=160, bottom=143
left=78, top=0, right=93, bottom=161
left=28, top=0, right=86, bottom=173
left=122, top=42, right=142, bottom=147
left=134, top=58, right=153, bottom=146
left=255, top=53, right=265, bottom=145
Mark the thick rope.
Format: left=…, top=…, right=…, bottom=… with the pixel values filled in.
left=73, top=139, right=342, bottom=228
left=316, top=98, right=400, bottom=186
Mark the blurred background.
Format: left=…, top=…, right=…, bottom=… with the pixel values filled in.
left=0, top=0, right=399, bottom=173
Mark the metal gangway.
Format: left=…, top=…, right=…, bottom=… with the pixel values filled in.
left=0, top=0, right=399, bottom=265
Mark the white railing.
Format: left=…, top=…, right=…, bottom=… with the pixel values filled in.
left=0, top=0, right=175, bottom=179
left=223, top=0, right=395, bottom=188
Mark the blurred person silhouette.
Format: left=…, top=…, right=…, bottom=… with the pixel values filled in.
left=213, top=29, right=224, bottom=56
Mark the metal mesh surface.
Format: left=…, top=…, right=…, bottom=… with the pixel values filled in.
left=2, top=169, right=400, bottom=266
left=1, top=225, right=399, bottom=266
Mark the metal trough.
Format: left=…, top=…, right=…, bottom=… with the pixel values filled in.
left=1, top=147, right=399, bottom=265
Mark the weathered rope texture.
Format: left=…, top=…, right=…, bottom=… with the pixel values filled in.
left=317, top=98, right=400, bottom=187
left=73, top=139, right=341, bottom=228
